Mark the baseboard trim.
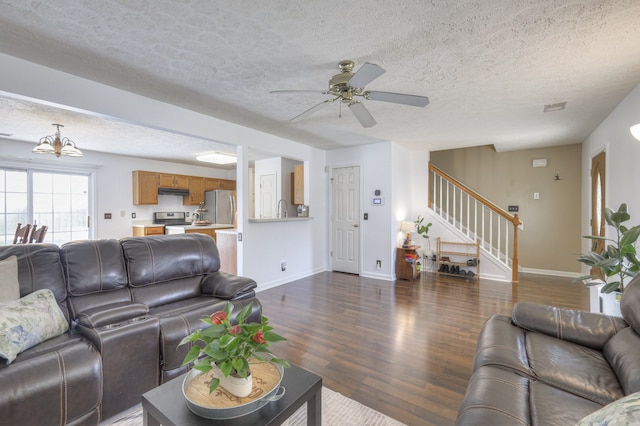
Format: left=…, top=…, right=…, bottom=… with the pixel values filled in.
left=520, top=267, right=582, bottom=278
left=256, top=268, right=326, bottom=292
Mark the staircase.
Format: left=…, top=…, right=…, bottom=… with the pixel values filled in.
left=428, top=163, right=522, bottom=282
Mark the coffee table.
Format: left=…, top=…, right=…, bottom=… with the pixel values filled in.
left=142, top=363, right=322, bottom=426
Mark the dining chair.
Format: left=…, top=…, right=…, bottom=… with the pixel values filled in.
left=13, top=223, right=32, bottom=244
left=29, top=225, right=48, bottom=243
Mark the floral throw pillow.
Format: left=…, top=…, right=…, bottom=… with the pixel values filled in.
left=576, top=392, right=640, bottom=425
left=0, top=289, right=69, bottom=364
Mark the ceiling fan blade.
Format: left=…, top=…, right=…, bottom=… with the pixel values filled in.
left=271, top=90, right=330, bottom=94
left=348, top=62, right=386, bottom=88
left=365, top=91, right=430, bottom=107
left=348, top=101, right=376, bottom=128
left=290, top=97, right=338, bottom=122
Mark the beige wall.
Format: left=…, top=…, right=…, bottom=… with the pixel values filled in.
left=430, top=144, right=582, bottom=273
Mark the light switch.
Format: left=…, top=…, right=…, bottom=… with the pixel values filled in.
left=534, top=192, right=540, bottom=200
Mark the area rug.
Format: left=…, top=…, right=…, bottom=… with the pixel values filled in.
left=103, top=386, right=406, bottom=426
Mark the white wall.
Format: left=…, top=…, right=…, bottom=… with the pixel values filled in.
left=581, top=83, right=640, bottom=268
left=0, top=53, right=329, bottom=289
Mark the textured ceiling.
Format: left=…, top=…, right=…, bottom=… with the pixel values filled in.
left=0, top=0, right=639, bottom=165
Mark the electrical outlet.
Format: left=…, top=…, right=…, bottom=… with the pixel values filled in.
left=104, top=213, right=112, bottom=219
left=120, top=210, right=125, bottom=217
left=376, top=260, right=381, bottom=270
left=281, top=261, right=286, bottom=271
left=237, top=232, right=242, bottom=242
left=131, top=212, right=136, bottom=219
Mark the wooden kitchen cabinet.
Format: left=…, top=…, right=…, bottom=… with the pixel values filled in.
left=292, top=164, right=304, bottom=205
left=159, top=173, right=189, bottom=189
left=216, top=231, right=237, bottom=274
left=132, top=226, right=165, bottom=236
left=132, top=171, right=160, bottom=205
left=205, top=178, right=236, bottom=191
left=184, top=177, right=205, bottom=206
left=184, top=228, right=216, bottom=239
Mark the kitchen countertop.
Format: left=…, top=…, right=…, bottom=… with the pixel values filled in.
left=132, top=223, right=165, bottom=228
left=165, top=224, right=234, bottom=230
left=249, top=217, right=312, bottom=223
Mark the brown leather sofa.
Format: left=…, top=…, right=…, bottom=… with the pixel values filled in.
left=0, top=233, right=261, bottom=424
left=456, top=275, right=640, bottom=425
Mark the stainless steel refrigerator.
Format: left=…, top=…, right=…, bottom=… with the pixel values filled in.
left=204, top=190, right=236, bottom=225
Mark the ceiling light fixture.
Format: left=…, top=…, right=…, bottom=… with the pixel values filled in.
left=196, top=152, right=237, bottom=165
left=32, top=124, right=83, bottom=157
left=630, top=123, right=640, bottom=141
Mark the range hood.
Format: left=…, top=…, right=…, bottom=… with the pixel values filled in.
left=158, top=187, right=190, bottom=196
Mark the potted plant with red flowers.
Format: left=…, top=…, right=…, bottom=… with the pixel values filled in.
left=179, top=301, right=289, bottom=398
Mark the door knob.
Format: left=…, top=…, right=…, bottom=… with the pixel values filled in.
left=353, top=224, right=359, bottom=228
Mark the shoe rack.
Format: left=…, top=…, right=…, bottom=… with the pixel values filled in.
left=436, top=237, right=480, bottom=281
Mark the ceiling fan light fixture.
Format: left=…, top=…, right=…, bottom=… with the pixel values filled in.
left=630, top=123, right=640, bottom=141
left=196, top=152, right=237, bottom=165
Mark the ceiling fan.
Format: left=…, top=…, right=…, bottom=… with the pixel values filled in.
left=271, top=60, right=429, bottom=128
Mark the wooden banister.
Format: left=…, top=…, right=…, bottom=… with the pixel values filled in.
left=429, top=164, right=521, bottom=226
left=429, top=163, right=521, bottom=283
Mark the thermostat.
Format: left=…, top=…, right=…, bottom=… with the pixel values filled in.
left=371, top=197, right=384, bottom=206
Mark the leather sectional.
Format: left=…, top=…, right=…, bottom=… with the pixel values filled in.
left=457, top=275, right=640, bottom=425
left=0, top=233, right=261, bottom=424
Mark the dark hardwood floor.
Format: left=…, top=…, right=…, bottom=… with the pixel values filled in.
left=257, top=271, right=590, bottom=426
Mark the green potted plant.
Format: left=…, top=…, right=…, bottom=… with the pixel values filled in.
left=179, top=302, right=290, bottom=397
left=576, top=203, right=640, bottom=294
left=414, top=215, right=433, bottom=267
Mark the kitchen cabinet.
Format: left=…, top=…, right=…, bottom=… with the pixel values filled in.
left=292, top=164, right=304, bottom=205
left=132, top=225, right=165, bottom=236
left=132, top=171, right=160, bottom=205
left=184, top=228, right=216, bottom=238
left=159, top=173, right=189, bottom=189
left=205, top=178, right=236, bottom=191
left=184, top=177, right=205, bottom=206
left=216, top=230, right=237, bottom=274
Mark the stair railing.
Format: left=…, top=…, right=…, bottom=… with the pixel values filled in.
left=428, top=163, right=522, bottom=283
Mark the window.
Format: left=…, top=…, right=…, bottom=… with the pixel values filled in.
left=0, top=167, right=92, bottom=245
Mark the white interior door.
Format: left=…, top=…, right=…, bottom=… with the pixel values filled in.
left=259, top=173, right=276, bottom=218
left=331, top=166, right=360, bottom=274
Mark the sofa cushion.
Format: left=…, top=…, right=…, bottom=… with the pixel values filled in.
left=0, top=289, right=69, bottom=364
left=121, top=234, right=220, bottom=288
left=0, top=255, right=19, bottom=302
left=0, top=332, right=102, bottom=425
left=622, top=275, right=640, bottom=334
left=604, top=326, right=640, bottom=395
left=0, top=244, right=68, bottom=319
left=526, top=332, right=624, bottom=405
left=472, top=314, right=533, bottom=376
left=576, top=391, right=640, bottom=425
left=61, top=239, right=128, bottom=296
left=457, top=366, right=604, bottom=426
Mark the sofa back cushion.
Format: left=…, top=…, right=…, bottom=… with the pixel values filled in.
left=121, top=234, right=220, bottom=305
left=603, top=327, right=640, bottom=395
left=0, top=244, right=69, bottom=321
left=621, top=275, right=640, bottom=334
left=61, top=239, right=128, bottom=296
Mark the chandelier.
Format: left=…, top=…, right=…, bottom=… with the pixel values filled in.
left=32, top=124, right=83, bottom=157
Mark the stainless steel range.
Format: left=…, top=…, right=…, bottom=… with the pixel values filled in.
left=153, top=212, right=191, bottom=232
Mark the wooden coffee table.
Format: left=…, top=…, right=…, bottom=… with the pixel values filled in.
left=142, top=363, right=322, bottom=426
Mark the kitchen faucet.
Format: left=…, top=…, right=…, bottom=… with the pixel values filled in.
left=277, top=199, right=288, bottom=218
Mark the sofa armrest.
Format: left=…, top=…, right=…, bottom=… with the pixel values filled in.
left=74, top=302, right=150, bottom=328
left=512, top=302, right=628, bottom=350
left=200, top=271, right=257, bottom=299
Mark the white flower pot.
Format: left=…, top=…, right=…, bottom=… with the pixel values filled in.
left=212, top=365, right=253, bottom=398
left=600, top=291, right=623, bottom=317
